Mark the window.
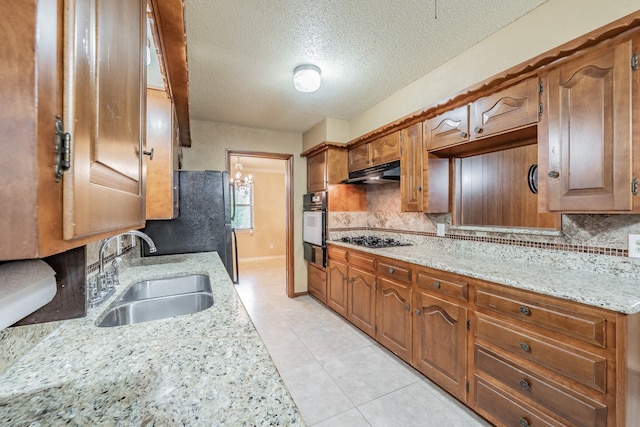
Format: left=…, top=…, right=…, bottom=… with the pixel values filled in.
left=231, top=184, right=254, bottom=230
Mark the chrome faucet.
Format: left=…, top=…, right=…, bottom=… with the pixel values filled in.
left=88, top=230, right=158, bottom=308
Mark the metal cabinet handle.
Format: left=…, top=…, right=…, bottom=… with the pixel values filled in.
left=365, top=159, right=370, bottom=165
left=459, top=131, right=468, bottom=138
left=371, top=157, right=376, bottom=163
left=416, top=185, right=422, bottom=191
left=474, top=127, right=483, bottom=134
left=548, top=170, right=560, bottom=178
left=519, top=379, right=530, bottom=390
left=519, top=342, right=531, bottom=352
left=143, top=148, right=155, bottom=160
left=388, top=267, right=394, bottom=274
left=433, top=281, right=441, bottom=289
left=519, top=417, right=530, bottom=427
left=519, top=306, right=531, bottom=316
left=404, top=304, right=410, bottom=311
left=414, top=309, right=421, bottom=316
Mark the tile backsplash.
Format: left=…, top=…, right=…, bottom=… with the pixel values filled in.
left=329, top=185, right=640, bottom=256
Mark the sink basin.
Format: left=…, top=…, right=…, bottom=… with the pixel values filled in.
left=119, top=274, right=210, bottom=302
left=96, top=274, right=213, bottom=327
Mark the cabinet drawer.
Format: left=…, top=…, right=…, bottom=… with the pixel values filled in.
left=475, top=376, right=566, bottom=427
left=327, top=246, right=348, bottom=263
left=376, top=259, right=411, bottom=283
left=475, top=346, right=607, bottom=427
left=474, top=314, right=607, bottom=393
left=349, top=251, right=376, bottom=272
left=415, top=270, right=468, bottom=301
left=476, top=287, right=606, bottom=348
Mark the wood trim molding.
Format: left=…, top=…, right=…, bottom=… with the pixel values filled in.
left=300, top=141, right=348, bottom=158
left=346, top=10, right=640, bottom=148
left=225, top=149, right=296, bottom=297
left=148, top=0, right=191, bottom=147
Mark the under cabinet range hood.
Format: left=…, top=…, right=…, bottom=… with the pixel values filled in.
left=343, top=160, right=401, bottom=184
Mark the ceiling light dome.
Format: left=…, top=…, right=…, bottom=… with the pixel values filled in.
left=293, top=64, right=321, bottom=93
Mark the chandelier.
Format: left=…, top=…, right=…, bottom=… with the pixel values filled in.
left=233, top=157, right=254, bottom=196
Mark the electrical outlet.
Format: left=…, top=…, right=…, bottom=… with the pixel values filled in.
left=629, top=234, right=640, bottom=258
left=269, top=243, right=274, bottom=249
left=436, top=223, right=446, bottom=237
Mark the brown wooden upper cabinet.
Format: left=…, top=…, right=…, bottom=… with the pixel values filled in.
left=146, top=88, right=180, bottom=220
left=306, top=145, right=348, bottom=193
left=0, top=0, right=148, bottom=260
left=425, top=78, right=539, bottom=155
left=539, top=37, right=636, bottom=212
left=348, top=132, right=401, bottom=172
left=63, top=0, right=146, bottom=239
left=400, top=123, right=423, bottom=212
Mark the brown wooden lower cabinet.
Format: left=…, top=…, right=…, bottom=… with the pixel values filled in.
left=413, top=289, right=468, bottom=401
left=307, top=263, right=327, bottom=304
left=321, top=244, right=636, bottom=426
left=376, top=276, right=412, bottom=363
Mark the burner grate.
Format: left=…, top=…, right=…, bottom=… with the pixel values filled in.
left=340, top=235, right=411, bottom=248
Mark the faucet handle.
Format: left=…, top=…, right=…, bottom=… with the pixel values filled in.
left=87, top=277, right=101, bottom=306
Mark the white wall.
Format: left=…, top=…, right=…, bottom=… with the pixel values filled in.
left=182, top=120, right=307, bottom=293
left=349, top=0, right=639, bottom=139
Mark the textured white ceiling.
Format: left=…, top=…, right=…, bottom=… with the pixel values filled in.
left=185, top=0, right=547, bottom=134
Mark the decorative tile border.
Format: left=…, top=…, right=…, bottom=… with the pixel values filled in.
left=328, top=227, right=629, bottom=258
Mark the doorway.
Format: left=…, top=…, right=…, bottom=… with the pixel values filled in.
left=225, top=150, right=294, bottom=297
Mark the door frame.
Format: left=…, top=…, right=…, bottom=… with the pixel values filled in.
left=225, top=149, right=295, bottom=297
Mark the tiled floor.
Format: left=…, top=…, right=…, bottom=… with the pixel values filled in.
left=234, top=257, right=492, bottom=427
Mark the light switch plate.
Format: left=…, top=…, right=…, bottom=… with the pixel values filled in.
left=628, top=234, right=640, bottom=258
left=436, top=223, right=446, bottom=237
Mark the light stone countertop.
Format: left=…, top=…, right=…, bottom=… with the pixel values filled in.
left=0, top=252, right=304, bottom=426
left=328, top=240, right=640, bottom=315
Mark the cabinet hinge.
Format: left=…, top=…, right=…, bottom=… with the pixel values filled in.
left=54, top=116, right=71, bottom=182
left=632, top=178, right=638, bottom=196
left=538, top=79, right=543, bottom=94
left=538, top=103, right=543, bottom=117
left=466, top=318, right=470, bottom=330
left=632, top=53, right=638, bottom=71
left=375, top=281, right=378, bottom=291
left=466, top=381, right=470, bottom=394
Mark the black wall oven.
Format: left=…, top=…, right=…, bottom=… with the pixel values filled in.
left=303, top=191, right=327, bottom=268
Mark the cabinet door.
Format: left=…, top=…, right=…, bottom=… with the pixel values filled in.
left=376, top=277, right=412, bottom=363
left=372, top=132, right=400, bottom=165
left=348, top=266, right=376, bottom=337
left=413, top=290, right=467, bottom=401
left=472, top=77, right=539, bottom=139
left=400, top=123, right=423, bottom=212
left=348, top=144, right=370, bottom=171
left=327, top=260, right=349, bottom=318
left=63, top=0, right=146, bottom=239
left=542, top=40, right=633, bottom=211
left=307, top=150, right=327, bottom=192
left=146, top=88, right=178, bottom=219
left=307, top=263, right=327, bottom=304
left=425, top=105, right=470, bottom=151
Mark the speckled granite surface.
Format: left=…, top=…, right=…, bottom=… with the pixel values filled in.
left=0, top=252, right=303, bottom=426
left=328, top=237, right=640, bottom=314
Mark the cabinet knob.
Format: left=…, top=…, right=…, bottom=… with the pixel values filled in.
left=433, top=281, right=441, bottom=289
left=143, top=148, right=155, bottom=161
left=519, top=379, right=531, bottom=390
left=519, top=306, right=531, bottom=316
left=366, top=159, right=370, bottom=165
left=548, top=170, right=560, bottom=178
left=388, top=267, right=394, bottom=274
left=416, top=185, right=422, bottom=191
left=404, top=304, right=410, bottom=311
left=459, top=131, right=468, bottom=138
left=474, top=127, right=483, bottom=134
left=414, top=309, right=421, bottom=316
left=519, top=342, right=531, bottom=352
left=371, top=157, right=376, bottom=163
left=519, top=418, right=530, bottom=427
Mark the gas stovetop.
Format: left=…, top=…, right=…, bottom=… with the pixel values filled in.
left=338, top=235, right=411, bottom=249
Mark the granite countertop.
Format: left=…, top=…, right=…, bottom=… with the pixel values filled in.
left=0, top=252, right=303, bottom=426
left=328, top=241, right=640, bottom=315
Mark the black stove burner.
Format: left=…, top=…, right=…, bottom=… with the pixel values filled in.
left=340, top=235, right=411, bottom=248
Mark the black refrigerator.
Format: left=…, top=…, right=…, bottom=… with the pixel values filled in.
left=142, top=170, right=237, bottom=282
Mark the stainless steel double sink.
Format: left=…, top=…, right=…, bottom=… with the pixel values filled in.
left=96, top=274, right=213, bottom=327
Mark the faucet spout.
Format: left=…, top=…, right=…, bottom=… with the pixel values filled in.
left=98, top=230, right=157, bottom=275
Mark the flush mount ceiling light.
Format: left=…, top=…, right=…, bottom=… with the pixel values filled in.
left=293, top=64, right=321, bottom=93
